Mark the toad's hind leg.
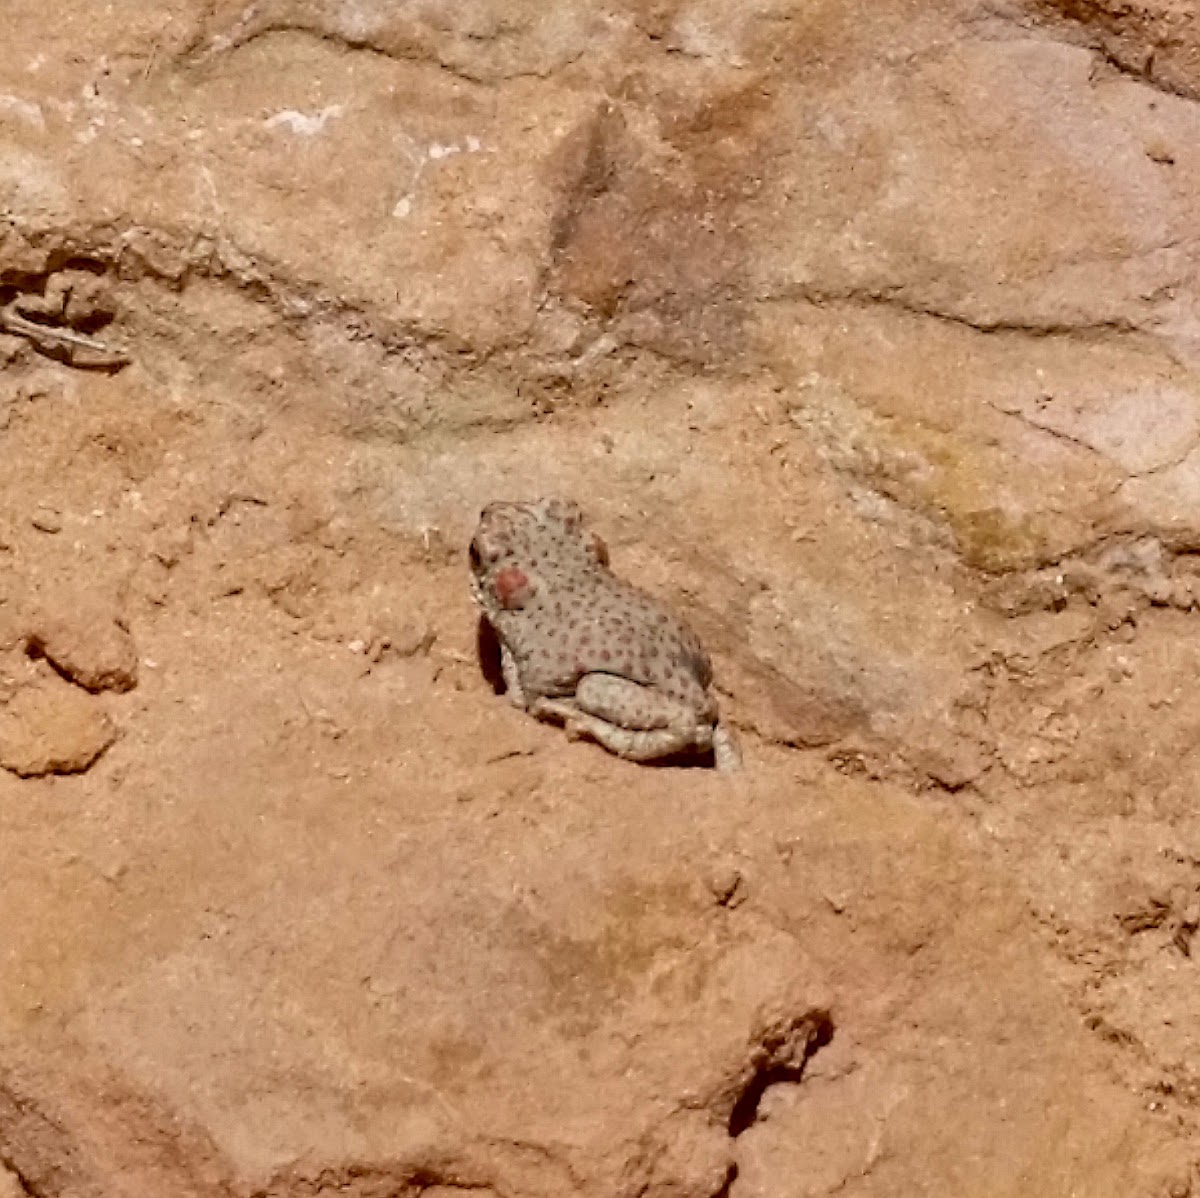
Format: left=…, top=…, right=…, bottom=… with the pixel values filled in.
left=573, top=673, right=693, bottom=731
left=575, top=674, right=741, bottom=770
left=531, top=674, right=711, bottom=764
left=530, top=696, right=702, bottom=762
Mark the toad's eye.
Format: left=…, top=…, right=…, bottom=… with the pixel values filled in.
left=471, top=536, right=504, bottom=567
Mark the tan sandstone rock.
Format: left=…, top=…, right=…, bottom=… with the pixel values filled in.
left=26, top=600, right=138, bottom=694
left=1, top=0, right=1200, bottom=1194
left=0, top=671, right=116, bottom=777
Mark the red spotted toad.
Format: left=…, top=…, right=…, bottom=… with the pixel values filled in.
left=469, top=498, right=741, bottom=771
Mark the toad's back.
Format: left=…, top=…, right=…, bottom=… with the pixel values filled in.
left=472, top=499, right=715, bottom=710
left=506, top=563, right=714, bottom=705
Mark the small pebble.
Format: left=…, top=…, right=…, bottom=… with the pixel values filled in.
left=707, top=863, right=748, bottom=908
left=1146, top=138, right=1176, bottom=165
left=31, top=507, right=62, bottom=534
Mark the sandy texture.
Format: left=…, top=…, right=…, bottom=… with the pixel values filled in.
left=2, top=0, right=1200, bottom=1194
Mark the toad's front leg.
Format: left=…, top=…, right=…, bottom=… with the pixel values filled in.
left=498, top=643, right=528, bottom=708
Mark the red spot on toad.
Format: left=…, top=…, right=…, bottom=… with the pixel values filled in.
left=493, top=566, right=536, bottom=609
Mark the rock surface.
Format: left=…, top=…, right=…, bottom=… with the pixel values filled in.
left=26, top=596, right=139, bottom=694
left=0, top=667, right=116, bottom=777
left=2, top=0, right=1200, bottom=1194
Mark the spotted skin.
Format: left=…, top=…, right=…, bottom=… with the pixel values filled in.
left=469, top=498, right=741, bottom=771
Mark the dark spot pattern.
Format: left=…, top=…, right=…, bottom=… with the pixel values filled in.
left=469, top=497, right=722, bottom=751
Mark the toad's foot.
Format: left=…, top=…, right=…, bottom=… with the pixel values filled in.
left=712, top=723, right=743, bottom=773
left=0, top=304, right=130, bottom=369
